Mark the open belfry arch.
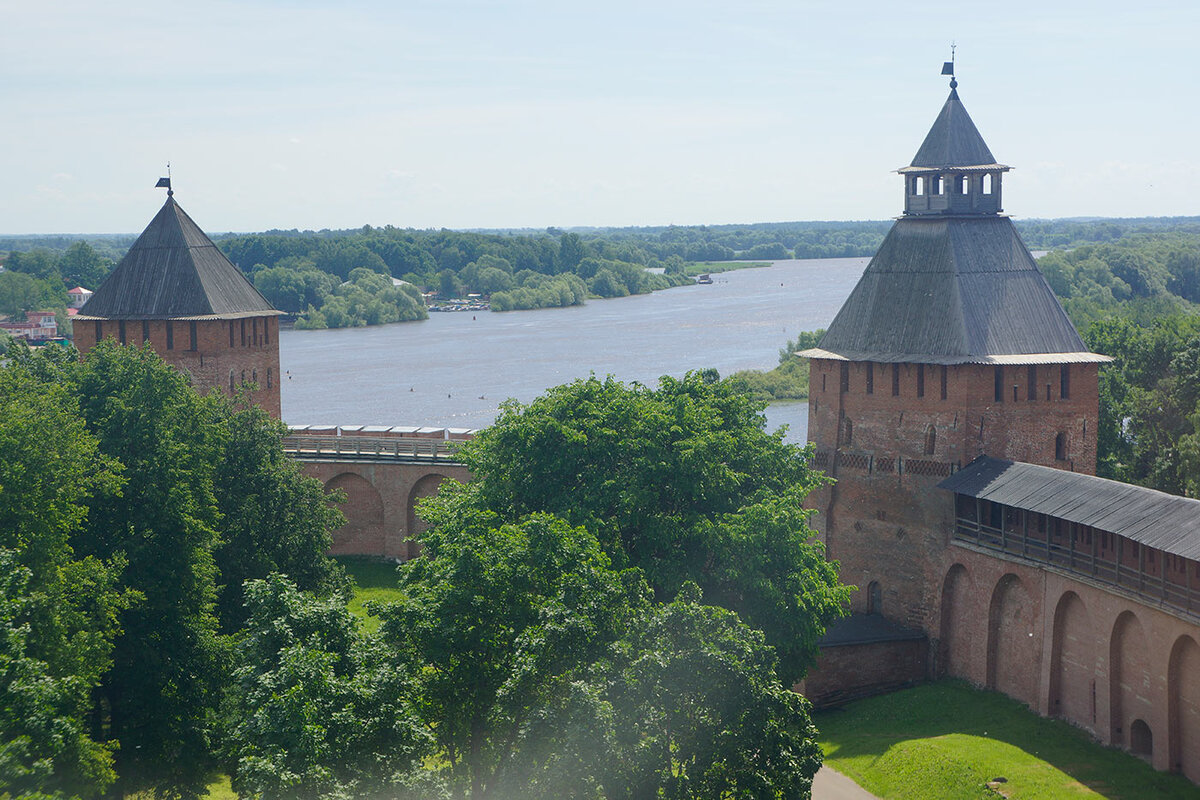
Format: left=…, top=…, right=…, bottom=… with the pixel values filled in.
left=75, top=189, right=282, bottom=417
left=798, top=68, right=1200, bottom=783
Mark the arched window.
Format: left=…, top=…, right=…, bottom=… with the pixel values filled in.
left=867, top=581, right=882, bottom=615
left=915, top=176, right=925, bottom=195
left=252, top=369, right=258, bottom=384
left=925, top=425, right=937, bottom=456
left=983, top=173, right=994, bottom=194
left=958, top=175, right=970, bottom=194
left=839, top=416, right=853, bottom=448
left=1055, top=432, right=1068, bottom=461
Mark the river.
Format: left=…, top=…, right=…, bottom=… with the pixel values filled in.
left=279, top=257, right=868, bottom=443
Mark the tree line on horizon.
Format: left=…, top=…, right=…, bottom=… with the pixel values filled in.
left=9, top=216, right=1199, bottom=333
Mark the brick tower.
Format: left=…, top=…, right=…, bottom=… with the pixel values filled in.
left=800, top=78, right=1108, bottom=632
left=75, top=194, right=282, bottom=417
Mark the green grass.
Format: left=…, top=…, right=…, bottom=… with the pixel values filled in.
left=815, top=680, right=1199, bottom=800
left=338, top=555, right=405, bottom=634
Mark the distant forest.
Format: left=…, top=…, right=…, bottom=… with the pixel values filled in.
left=4, top=216, right=1200, bottom=331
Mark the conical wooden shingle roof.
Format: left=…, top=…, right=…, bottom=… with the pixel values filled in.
left=908, top=87, right=1001, bottom=169
left=802, top=87, right=1105, bottom=366
left=78, top=197, right=277, bottom=320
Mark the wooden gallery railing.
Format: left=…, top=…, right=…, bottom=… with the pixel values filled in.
left=953, top=501, right=1200, bottom=620
left=282, top=434, right=463, bottom=462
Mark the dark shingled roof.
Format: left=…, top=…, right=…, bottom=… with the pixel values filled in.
left=910, top=87, right=997, bottom=169
left=79, top=197, right=277, bottom=320
left=805, top=216, right=1090, bottom=363
left=939, top=456, right=1200, bottom=561
left=818, top=613, right=926, bottom=647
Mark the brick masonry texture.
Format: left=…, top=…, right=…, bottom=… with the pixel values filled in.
left=804, top=354, right=1200, bottom=781
left=75, top=315, right=282, bottom=418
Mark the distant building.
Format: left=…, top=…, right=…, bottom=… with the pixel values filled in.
left=67, top=286, right=93, bottom=308
left=74, top=195, right=282, bottom=417
left=0, top=310, right=58, bottom=341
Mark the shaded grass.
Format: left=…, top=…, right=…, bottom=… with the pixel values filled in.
left=815, top=680, right=1198, bottom=800
left=338, top=555, right=404, bottom=634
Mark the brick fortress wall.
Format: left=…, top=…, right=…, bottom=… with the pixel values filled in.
left=806, top=357, right=1099, bottom=628
left=75, top=315, right=281, bottom=418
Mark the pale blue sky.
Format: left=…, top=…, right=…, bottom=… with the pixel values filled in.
left=3, top=0, right=1198, bottom=233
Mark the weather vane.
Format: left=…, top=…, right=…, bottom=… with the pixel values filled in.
left=941, top=42, right=957, bottom=89
left=155, top=162, right=173, bottom=197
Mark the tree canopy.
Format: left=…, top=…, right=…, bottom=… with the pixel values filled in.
left=434, top=370, right=847, bottom=684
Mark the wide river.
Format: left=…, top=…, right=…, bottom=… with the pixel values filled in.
left=279, top=257, right=869, bottom=443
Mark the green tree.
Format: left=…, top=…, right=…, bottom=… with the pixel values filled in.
left=0, top=271, right=60, bottom=318
left=228, top=575, right=433, bottom=800
left=434, top=372, right=847, bottom=684
left=58, top=242, right=114, bottom=290
left=0, top=553, right=120, bottom=799
left=69, top=343, right=228, bottom=798
left=4, top=248, right=61, bottom=281
left=0, top=357, right=129, bottom=799
left=379, top=511, right=643, bottom=798
left=210, top=398, right=347, bottom=633
left=599, top=584, right=822, bottom=800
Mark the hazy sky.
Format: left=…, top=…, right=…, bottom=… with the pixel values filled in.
left=4, top=0, right=1198, bottom=234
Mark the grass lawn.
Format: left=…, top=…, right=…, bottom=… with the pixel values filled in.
left=338, top=555, right=405, bottom=634
left=815, top=680, right=1199, bottom=800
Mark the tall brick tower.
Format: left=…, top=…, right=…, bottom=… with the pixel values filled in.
left=800, top=77, right=1108, bottom=632
left=75, top=194, right=282, bottom=417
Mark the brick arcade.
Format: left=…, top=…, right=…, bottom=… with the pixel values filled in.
left=797, top=78, right=1200, bottom=782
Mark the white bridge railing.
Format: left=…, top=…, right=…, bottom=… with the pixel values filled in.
left=282, top=434, right=464, bottom=462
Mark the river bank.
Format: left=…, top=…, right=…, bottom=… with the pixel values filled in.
left=278, top=257, right=869, bottom=442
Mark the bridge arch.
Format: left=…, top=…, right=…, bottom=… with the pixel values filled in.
left=325, top=472, right=385, bottom=553
left=1110, top=610, right=1153, bottom=750
left=1049, top=591, right=1095, bottom=730
left=986, top=573, right=1038, bottom=706
left=1168, top=634, right=1200, bottom=781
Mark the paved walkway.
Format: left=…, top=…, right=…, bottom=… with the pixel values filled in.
left=812, top=766, right=880, bottom=800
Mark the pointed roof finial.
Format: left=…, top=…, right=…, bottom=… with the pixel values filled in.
left=155, top=162, right=173, bottom=197
left=941, top=42, right=957, bottom=89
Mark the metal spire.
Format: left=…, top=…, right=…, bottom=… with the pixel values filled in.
left=941, top=43, right=957, bottom=89
left=155, top=162, right=173, bottom=197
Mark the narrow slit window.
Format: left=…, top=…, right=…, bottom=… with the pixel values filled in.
left=924, top=425, right=936, bottom=456
left=866, top=362, right=874, bottom=394
left=1060, top=364, right=1071, bottom=399
left=241, top=319, right=246, bottom=346
left=994, top=366, right=1004, bottom=402
left=840, top=362, right=849, bottom=393
left=118, top=320, right=126, bottom=344
left=892, top=363, right=900, bottom=396
left=142, top=320, right=150, bottom=342
left=230, top=322, right=235, bottom=348
left=95, top=320, right=103, bottom=341
left=167, top=321, right=174, bottom=350
left=917, top=364, right=925, bottom=398
left=189, top=321, right=198, bottom=351
left=941, top=365, right=948, bottom=400
left=1027, top=365, right=1037, bottom=401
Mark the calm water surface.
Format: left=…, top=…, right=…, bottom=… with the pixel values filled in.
left=279, top=257, right=867, bottom=443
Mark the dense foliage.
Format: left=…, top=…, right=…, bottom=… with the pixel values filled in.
left=0, top=343, right=347, bottom=799
left=1035, top=232, right=1200, bottom=496
left=439, top=370, right=848, bottom=684
left=731, top=329, right=825, bottom=402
